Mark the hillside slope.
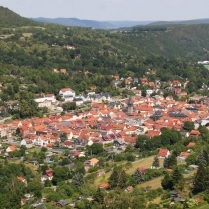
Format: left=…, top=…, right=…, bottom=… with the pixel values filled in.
left=0, top=6, right=38, bottom=27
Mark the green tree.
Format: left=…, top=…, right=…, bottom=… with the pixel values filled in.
left=163, top=154, right=177, bottom=169
left=152, top=156, right=160, bottom=168
left=27, top=181, right=43, bottom=198
left=135, top=135, right=149, bottom=151
left=183, top=121, right=195, bottom=132
left=71, top=173, right=84, bottom=187
left=60, top=132, right=67, bottom=142
left=196, top=151, right=208, bottom=166
left=126, top=154, right=135, bottom=162
left=52, top=167, right=71, bottom=185
left=132, top=169, right=144, bottom=184
left=161, top=173, right=172, bottom=190
left=163, top=157, right=170, bottom=169
left=171, top=167, right=184, bottom=190
left=87, top=143, right=103, bottom=155
left=108, top=167, right=128, bottom=189
left=193, top=164, right=206, bottom=193
left=74, top=161, right=85, bottom=175
left=186, top=153, right=197, bottom=165
left=62, top=101, right=76, bottom=111
left=93, top=188, right=104, bottom=206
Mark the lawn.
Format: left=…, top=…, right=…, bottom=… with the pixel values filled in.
left=94, top=156, right=163, bottom=186
left=138, top=176, right=163, bottom=190
left=28, top=147, right=41, bottom=153
left=197, top=204, right=209, bottom=209
left=125, top=156, right=164, bottom=175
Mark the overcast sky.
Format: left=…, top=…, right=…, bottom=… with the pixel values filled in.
left=0, top=0, right=209, bottom=21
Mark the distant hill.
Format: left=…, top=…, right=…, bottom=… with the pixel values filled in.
left=31, top=17, right=209, bottom=29
left=0, top=6, right=37, bottom=27
left=148, top=18, right=209, bottom=26
left=31, top=18, right=154, bottom=29
left=31, top=17, right=115, bottom=29
left=104, top=21, right=153, bottom=28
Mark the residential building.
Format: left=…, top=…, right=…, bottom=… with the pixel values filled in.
left=59, top=88, right=76, bottom=101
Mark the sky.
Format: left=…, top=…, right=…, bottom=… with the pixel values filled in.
left=0, top=0, right=209, bottom=21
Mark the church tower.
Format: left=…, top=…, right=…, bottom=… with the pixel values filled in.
left=127, top=97, right=133, bottom=115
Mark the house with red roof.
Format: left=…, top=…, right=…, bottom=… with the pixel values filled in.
left=177, top=152, right=190, bottom=162
left=140, top=77, right=148, bottom=85
left=63, top=140, right=73, bottom=148
left=17, top=176, right=27, bottom=184
left=187, top=142, right=196, bottom=149
left=138, top=167, right=148, bottom=174
left=190, top=130, right=200, bottom=138
left=41, top=169, right=53, bottom=182
left=6, top=145, right=17, bottom=153
left=147, top=130, right=161, bottom=138
left=100, top=183, right=110, bottom=189
left=158, top=148, right=170, bottom=158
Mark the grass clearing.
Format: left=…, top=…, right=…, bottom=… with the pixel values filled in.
left=28, top=147, right=41, bottom=153
left=0, top=34, right=14, bottom=38
left=200, top=205, right=209, bottom=209
left=94, top=155, right=196, bottom=190
left=125, top=157, right=164, bottom=175
left=22, top=33, right=33, bottom=37
left=138, top=176, right=163, bottom=190
left=94, top=156, right=163, bottom=186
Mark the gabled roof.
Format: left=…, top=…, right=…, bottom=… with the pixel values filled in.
left=190, top=130, right=200, bottom=135
left=7, top=145, right=17, bottom=152
left=158, top=148, right=169, bottom=157
left=187, top=142, right=196, bottom=148
left=45, top=169, right=53, bottom=177
left=89, top=158, right=99, bottom=165
left=179, top=152, right=190, bottom=158
left=100, top=183, right=110, bottom=189
left=17, top=176, right=26, bottom=182
left=147, top=130, right=161, bottom=138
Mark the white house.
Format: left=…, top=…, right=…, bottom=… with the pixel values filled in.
left=34, top=98, right=52, bottom=108
left=45, top=94, right=56, bottom=103
left=59, top=88, right=76, bottom=101
left=34, top=94, right=57, bottom=108
left=32, top=135, right=49, bottom=147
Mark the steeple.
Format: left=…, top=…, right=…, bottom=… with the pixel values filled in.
left=127, top=97, right=133, bottom=115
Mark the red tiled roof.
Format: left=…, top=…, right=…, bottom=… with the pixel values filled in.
left=187, top=142, right=196, bottom=148
left=190, top=130, right=200, bottom=135
left=147, top=130, right=161, bottom=138
left=100, top=183, right=110, bottom=189
left=158, top=148, right=169, bottom=157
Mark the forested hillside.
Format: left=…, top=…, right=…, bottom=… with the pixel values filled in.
left=0, top=7, right=209, bottom=101
left=0, top=6, right=38, bottom=27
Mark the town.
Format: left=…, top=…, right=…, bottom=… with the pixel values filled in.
left=1, top=73, right=209, bottom=208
